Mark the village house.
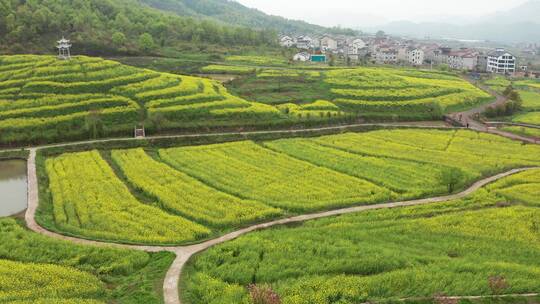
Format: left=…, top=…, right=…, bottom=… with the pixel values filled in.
left=279, top=36, right=294, bottom=48
left=487, top=49, right=516, bottom=74
left=447, top=49, right=478, bottom=71
left=476, top=54, right=488, bottom=72
left=293, top=52, right=311, bottom=62
left=375, top=48, right=398, bottom=64
left=407, top=48, right=424, bottom=66
left=397, top=47, right=424, bottom=66
left=320, top=36, right=338, bottom=51
left=295, top=35, right=313, bottom=49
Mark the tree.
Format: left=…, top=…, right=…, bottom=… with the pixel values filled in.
left=111, top=32, right=126, bottom=47
left=440, top=168, right=464, bottom=194
left=138, top=33, right=155, bottom=53
left=376, top=30, right=386, bottom=38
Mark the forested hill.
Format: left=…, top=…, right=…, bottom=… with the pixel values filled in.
left=139, top=0, right=356, bottom=35
left=0, top=0, right=278, bottom=55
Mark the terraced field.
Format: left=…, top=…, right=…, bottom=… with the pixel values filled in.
left=0, top=55, right=282, bottom=145
left=0, top=55, right=494, bottom=145
left=0, top=218, right=173, bottom=303
left=181, top=168, right=540, bottom=304
left=227, top=66, right=492, bottom=119
left=38, top=129, right=540, bottom=245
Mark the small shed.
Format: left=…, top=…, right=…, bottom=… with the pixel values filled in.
left=311, top=54, right=327, bottom=63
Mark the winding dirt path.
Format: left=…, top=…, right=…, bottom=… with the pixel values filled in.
left=23, top=146, right=539, bottom=304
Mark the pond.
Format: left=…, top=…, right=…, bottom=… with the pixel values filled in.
left=0, top=160, right=27, bottom=217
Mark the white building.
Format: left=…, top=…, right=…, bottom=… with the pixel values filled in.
left=293, top=52, right=310, bottom=62
left=351, top=38, right=367, bottom=50
left=345, top=38, right=368, bottom=61
left=447, top=49, right=478, bottom=71
left=487, top=49, right=516, bottom=74
left=280, top=36, right=294, bottom=48
left=375, top=49, right=398, bottom=64
left=295, top=36, right=313, bottom=49
left=320, top=36, right=338, bottom=51
left=397, top=47, right=424, bottom=66
left=407, top=48, right=424, bottom=66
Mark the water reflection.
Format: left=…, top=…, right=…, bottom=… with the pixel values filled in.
left=0, top=160, right=27, bottom=217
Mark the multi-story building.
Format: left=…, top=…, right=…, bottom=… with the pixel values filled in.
left=279, top=36, right=294, bottom=48
left=397, top=47, right=424, bottom=66
left=295, top=35, right=313, bottom=50
left=320, top=36, right=338, bottom=51
left=407, top=48, right=424, bottom=66
left=447, top=49, right=477, bottom=71
left=375, top=48, right=398, bottom=64
left=487, top=49, right=516, bottom=74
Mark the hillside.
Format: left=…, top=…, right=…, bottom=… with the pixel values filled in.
left=139, top=0, right=356, bottom=35
left=0, top=55, right=286, bottom=145
left=0, top=0, right=277, bottom=55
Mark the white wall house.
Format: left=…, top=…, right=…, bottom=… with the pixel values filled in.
left=447, top=50, right=477, bottom=70
left=375, top=49, right=398, bottom=64
left=293, top=52, right=310, bottom=62
left=407, top=48, right=424, bottom=66
left=280, top=36, right=294, bottom=48
left=487, top=49, right=516, bottom=74
left=280, top=36, right=294, bottom=47
left=351, top=38, right=367, bottom=50
left=295, top=36, right=313, bottom=49
left=346, top=38, right=368, bottom=61
left=320, top=36, right=338, bottom=51
left=397, top=47, right=424, bottom=66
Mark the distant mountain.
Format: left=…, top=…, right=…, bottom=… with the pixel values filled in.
left=139, top=0, right=356, bottom=35
left=369, top=0, right=540, bottom=43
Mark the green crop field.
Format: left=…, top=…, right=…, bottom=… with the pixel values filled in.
left=181, top=168, right=540, bottom=304
left=514, top=79, right=540, bottom=90
left=0, top=218, right=174, bottom=304
left=502, top=126, right=540, bottom=138
left=513, top=112, right=540, bottom=125
left=518, top=90, right=540, bottom=111
left=38, top=129, right=540, bottom=245
left=0, top=55, right=285, bottom=146
left=484, top=76, right=511, bottom=93
left=227, top=66, right=492, bottom=120
left=0, top=55, right=495, bottom=146
left=510, top=90, right=540, bottom=126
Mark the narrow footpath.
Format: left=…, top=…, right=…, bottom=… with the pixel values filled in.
left=449, top=80, right=539, bottom=143
left=24, top=146, right=539, bottom=304
left=20, top=81, right=540, bottom=304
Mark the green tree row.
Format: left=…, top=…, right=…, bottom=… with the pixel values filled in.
left=0, top=0, right=278, bottom=55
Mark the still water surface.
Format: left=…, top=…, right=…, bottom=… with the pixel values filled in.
left=0, top=160, right=27, bottom=217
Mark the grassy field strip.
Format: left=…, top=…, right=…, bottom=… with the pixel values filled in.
left=181, top=168, right=540, bottom=303
left=44, top=150, right=210, bottom=244
left=159, top=141, right=393, bottom=212
left=228, top=65, right=491, bottom=120
left=262, top=139, right=448, bottom=198
left=1, top=213, right=174, bottom=303
left=24, top=147, right=540, bottom=304
left=110, top=148, right=282, bottom=227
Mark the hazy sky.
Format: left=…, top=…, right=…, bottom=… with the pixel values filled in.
left=236, top=0, right=530, bottom=28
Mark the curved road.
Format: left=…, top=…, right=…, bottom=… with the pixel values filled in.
left=24, top=146, right=539, bottom=304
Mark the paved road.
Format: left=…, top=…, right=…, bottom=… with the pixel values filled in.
left=0, top=121, right=451, bottom=153
left=23, top=146, right=538, bottom=304
left=447, top=80, right=540, bottom=143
